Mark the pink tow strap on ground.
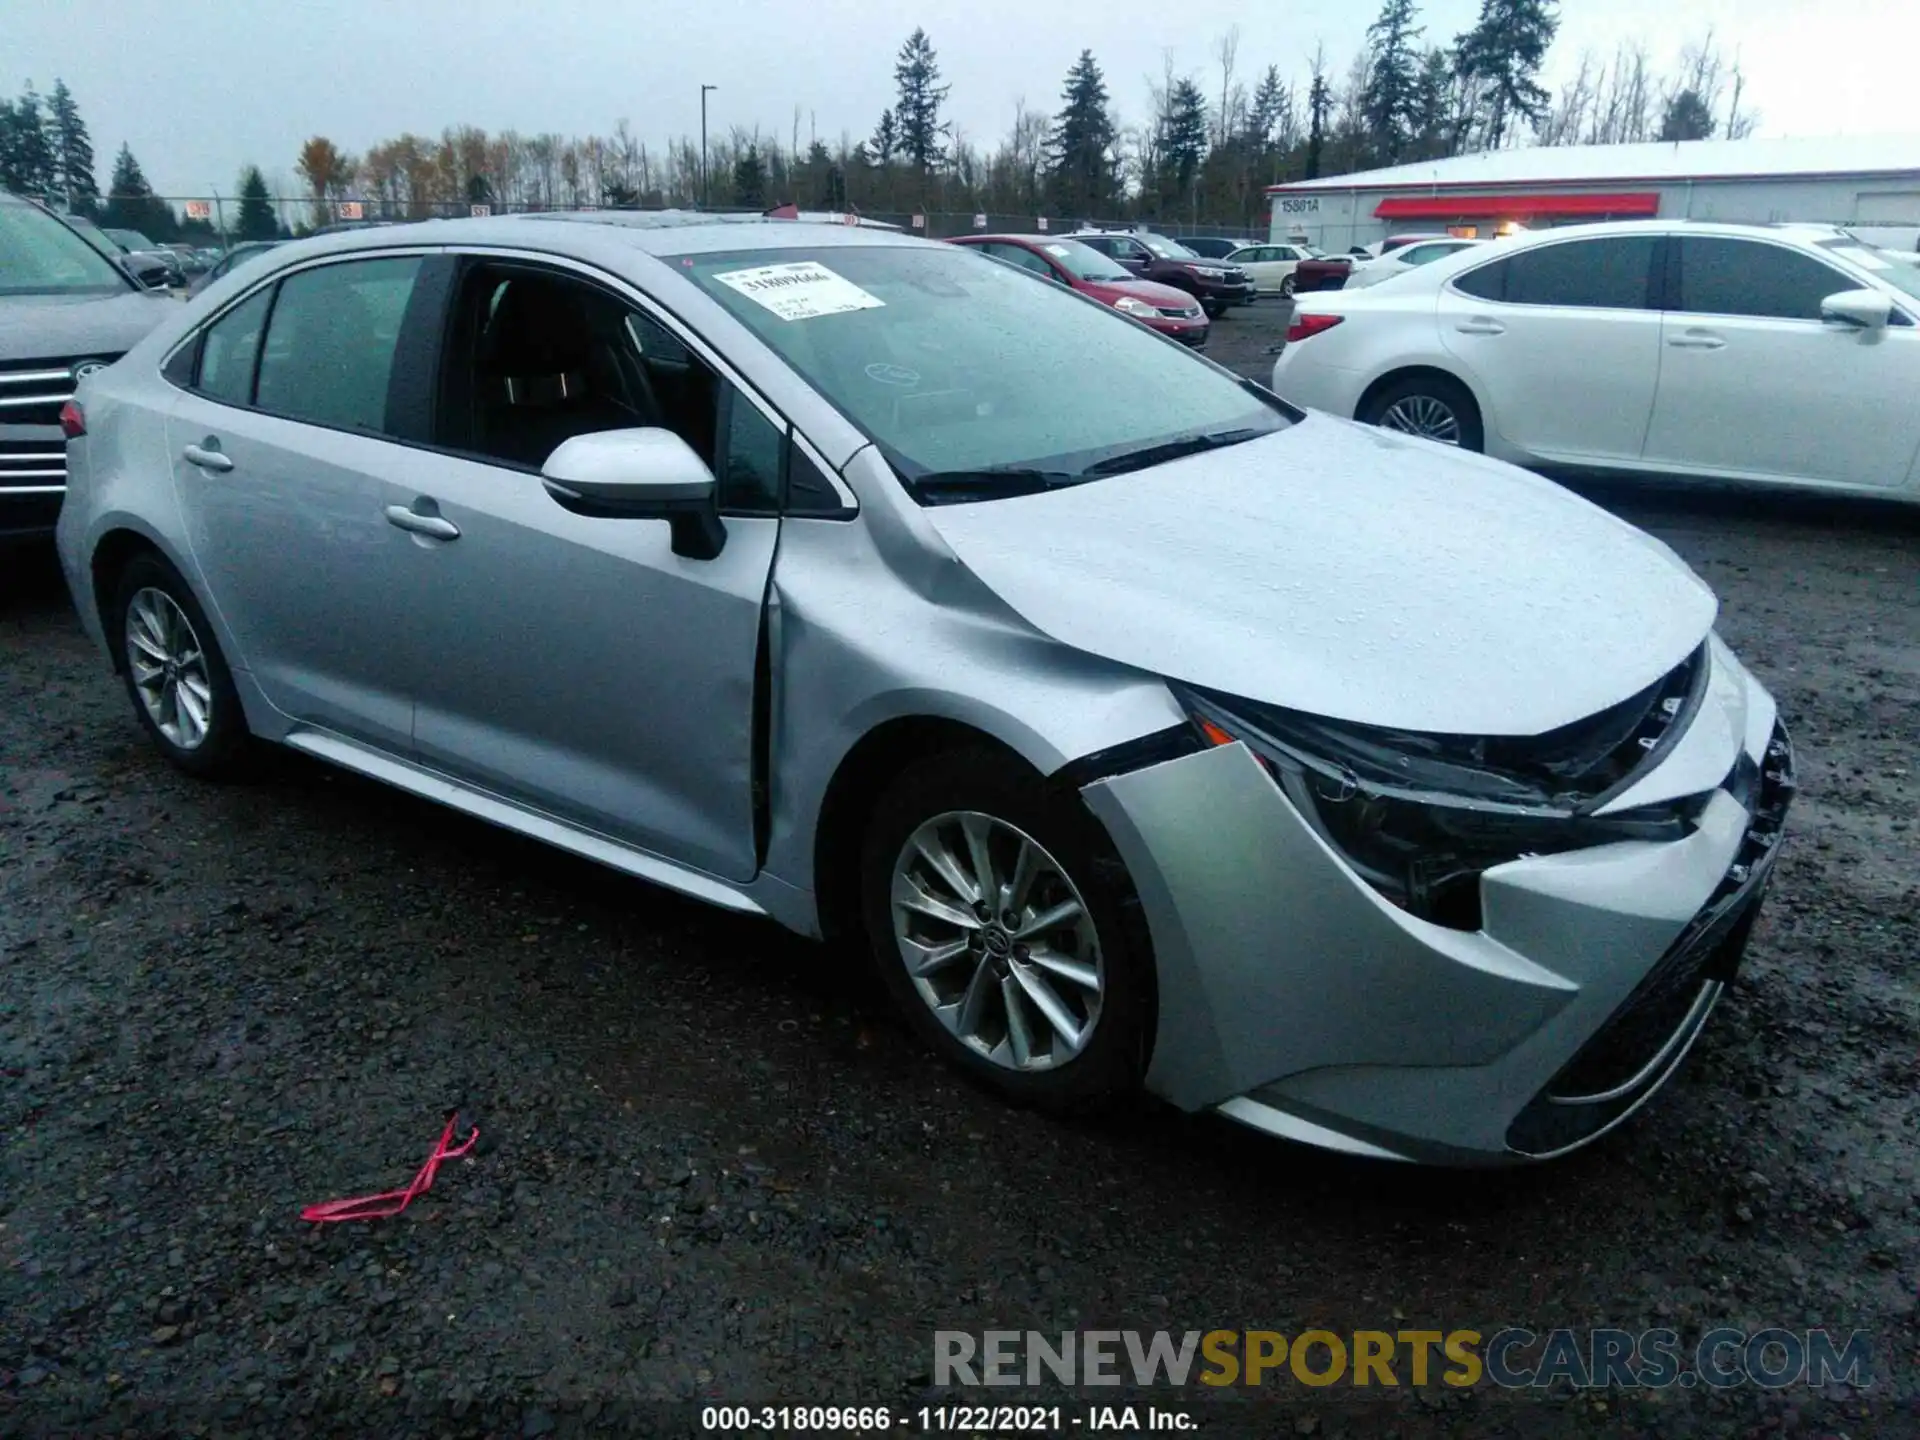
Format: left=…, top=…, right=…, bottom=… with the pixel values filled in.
left=300, top=1113, right=479, bottom=1223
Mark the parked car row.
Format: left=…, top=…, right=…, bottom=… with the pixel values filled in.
left=948, top=234, right=1210, bottom=347
left=40, top=205, right=1799, bottom=1168
left=1273, top=218, right=1920, bottom=498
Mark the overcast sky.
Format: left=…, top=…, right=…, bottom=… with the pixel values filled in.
left=10, top=0, right=1911, bottom=199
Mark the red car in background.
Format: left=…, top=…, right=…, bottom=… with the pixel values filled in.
left=1292, top=233, right=1461, bottom=293
left=948, top=234, right=1210, bottom=348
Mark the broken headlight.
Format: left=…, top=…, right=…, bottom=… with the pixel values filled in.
left=1175, top=679, right=1708, bottom=931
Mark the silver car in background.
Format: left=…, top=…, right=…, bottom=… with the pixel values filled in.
left=55, top=214, right=1793, bottom=1164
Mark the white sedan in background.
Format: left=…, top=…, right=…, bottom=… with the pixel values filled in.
left=1342, top=237, right=1485, bottom=290
left=1223, top=241, right=1324, bottom=298
left=1272, top=220, right=1920, bottom=498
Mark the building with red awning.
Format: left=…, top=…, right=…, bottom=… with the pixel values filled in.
left=1266, top=136, right=1920, bottom=254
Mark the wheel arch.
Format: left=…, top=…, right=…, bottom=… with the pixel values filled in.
left=810, top=714, right=1039, bottom=953
left=88, top=522, right=196, bottom=674
left=1354, top=364, right=1487, bottom=430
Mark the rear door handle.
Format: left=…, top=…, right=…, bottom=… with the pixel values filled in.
left=1455, top=319, right=1505, bottom=335
left=385, top=505, right=460, bottom=541
left=1668, top=331, right=1726, bottom=350
left=181, top=443, right=233, bottom=472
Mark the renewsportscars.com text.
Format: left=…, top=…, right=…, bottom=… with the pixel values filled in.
left=934, top=1328, right=1873, bottom=1390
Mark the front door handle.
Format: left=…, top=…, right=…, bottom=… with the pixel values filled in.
left=385, top=505, right=460, bottom=541
left=182, top=442, right=233, bottom=472
left=1668, top=331, right=1726, bottom=350
left=1455, top=318, right=1505, bottom=335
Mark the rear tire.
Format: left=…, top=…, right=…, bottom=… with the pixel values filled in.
left=1360, top=374, right=1485, bottom=452
left=859, top=747, right=1152, bottom=1113
left=112, top=553, right=255, bottom=779
left=1279, top=274, right=1296, bottom=299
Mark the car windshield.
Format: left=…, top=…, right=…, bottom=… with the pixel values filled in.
left=0, top=202, right=132, bottom=296
left=1817, top=238, right=1920, bottom=302
left=1140, top=235, right=1198, bottom=260
left=104, top=229, right=155, bottom=250
left=1031, top=238, right=1132, bottom=282
left=677, top=244, right=1289, bottom=501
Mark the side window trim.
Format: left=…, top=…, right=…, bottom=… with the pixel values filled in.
left=161, top=245, right=447, bottom=415
left=445, top=244, right=858, bottom=513
left=245, top=279, right=280, bottom=407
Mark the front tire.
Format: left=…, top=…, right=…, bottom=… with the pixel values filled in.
left=1279, top=274, right=1296, bottom=299
left=1361, top=374, right=1485, bottom=452
left=859, top=748, right=1152, bottom=1112
left=112, top=553, right=254, bottom=778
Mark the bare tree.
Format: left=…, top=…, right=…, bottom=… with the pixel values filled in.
left=1009, top=98, right=1048, bottom=211
left=1214, top=25, right=1241, bottom=147
left=1587, top=41, right=1654, bottom=144
left=1723, top=53, right=1759, bottom=138
left=1537, top=49, right=1598, bottom=146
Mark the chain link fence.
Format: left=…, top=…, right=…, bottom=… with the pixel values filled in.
left=147, top=197, right=1274, bottom=247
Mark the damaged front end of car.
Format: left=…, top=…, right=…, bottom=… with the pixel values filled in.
left=1172, top=641, right=1712, bottom=931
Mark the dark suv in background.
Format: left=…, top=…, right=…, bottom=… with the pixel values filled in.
left=0, top=192, right=175, bottom=546
left=1065, top=229, right=1257, bottom=316
left=1176, top=236, right=1249, bottom=260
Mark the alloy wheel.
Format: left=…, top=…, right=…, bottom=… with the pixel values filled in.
left=1378, top=394, right=1462, bottom=445
left=126, top=587, right=214, bottom=750
left=889, top=811, right=1104, bottom=1072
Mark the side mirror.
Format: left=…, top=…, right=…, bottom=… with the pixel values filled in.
left=126, top=257, right=171, bottom=289
left=541, top=427, right=726, bottom=559
left=1820, top=288, right=1893, bottom=331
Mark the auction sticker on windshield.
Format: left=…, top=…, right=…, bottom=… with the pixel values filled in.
left=711, top=261, right=886, bottom=321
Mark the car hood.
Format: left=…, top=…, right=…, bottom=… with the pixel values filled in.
left=1099, top=277, right=1202, bottom=309
left=922, top=414, right=1717, bottom=736
left=0, top=289, right=176, bottom=363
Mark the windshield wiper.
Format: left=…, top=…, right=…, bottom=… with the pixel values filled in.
left=1081, top=426, right=1272, bottom=478
left=913, top=467, right=1082, bottom=503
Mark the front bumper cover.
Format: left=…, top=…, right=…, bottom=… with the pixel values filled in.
left=1079, top=634, right=1791, bottom=1163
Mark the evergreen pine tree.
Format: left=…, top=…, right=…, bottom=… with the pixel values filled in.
left=1454, top=0, right=1559, bottom=148
left=236, top=165, right=276, bottom=241
left=1411, top=48, right=1455, bottom=159
left=0, top=102, right=20, bottom=192
left=732, top=145, right=766, bottom=208
left=1045, top=51, right=1120, bottom=216
left=47, top=80, right=97, bottom=212
left=892, top=29, right=949, bottom=173
left=1657, top=90, right=1715, bottom=142
left=0, top=87, right=58, bottom=197
left=804, top=139, right=835, bottom=206
left=103, top=143, right=163, bottom=234
left=1246, top=65, right=1288, bottom=150
left=1363, top=0, right=1424, bottom=165
left=868, top=109, right=898, bottom=165
left=1305, top=73, right=1333, bottom=180
left=1157, top=78, right=1209, bottom=207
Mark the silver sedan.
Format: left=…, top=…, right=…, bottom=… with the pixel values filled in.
left=55, top=213, right=1793, bottom=1163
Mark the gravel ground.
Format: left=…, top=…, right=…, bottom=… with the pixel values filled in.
left=3, top=302, right=1917, bottom=1438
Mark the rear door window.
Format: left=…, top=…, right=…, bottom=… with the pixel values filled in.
left=1674, top=237, right=1857, bottom=321
left=990, top=244, right=1057, bottom=279
left=193, top=286, right=272, bottom=406
left=1450, top=237, right=1657, bottom=309
left=253, top=257, right=423, bottom=433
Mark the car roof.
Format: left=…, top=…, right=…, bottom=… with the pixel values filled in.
left=962, top=233, right=1077, bottom=246
left=267, top=211, right=936, bottom=264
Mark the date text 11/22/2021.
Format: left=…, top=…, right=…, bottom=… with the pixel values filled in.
left=701, top=1405, right=1199, bottom=1432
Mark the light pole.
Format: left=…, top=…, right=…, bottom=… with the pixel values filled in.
left=700, top=84, right=717, bottom=208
